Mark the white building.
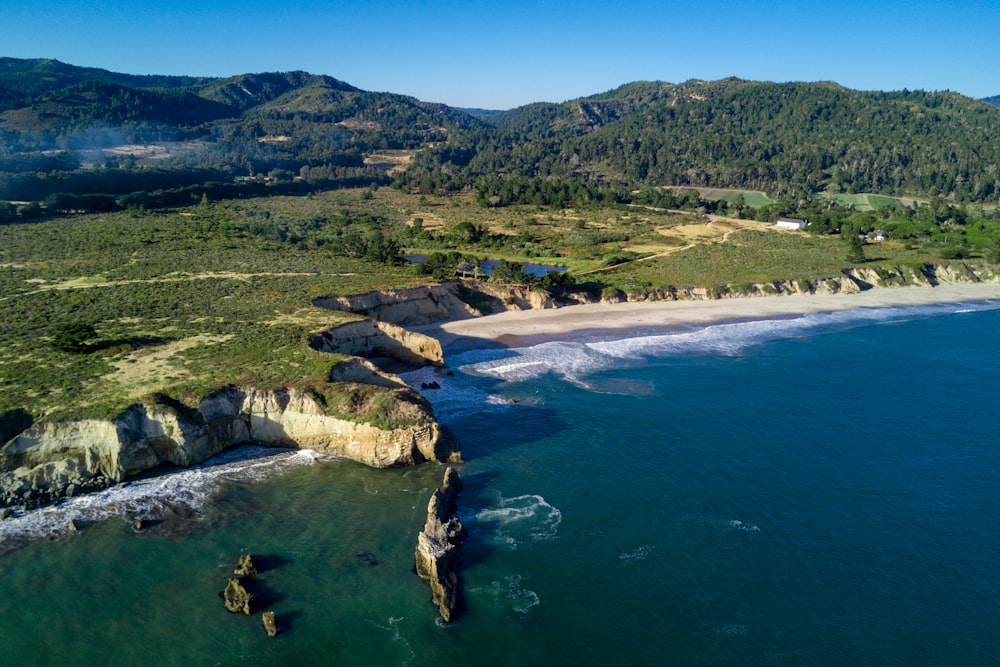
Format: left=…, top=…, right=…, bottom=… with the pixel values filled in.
left=775, top=218, right=807, bottom=230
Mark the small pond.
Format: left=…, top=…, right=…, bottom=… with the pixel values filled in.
left=404, top=256, right=568, bottom=278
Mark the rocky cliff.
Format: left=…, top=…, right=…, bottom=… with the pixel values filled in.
left=0, top=384, right=460, bottom=508
left=313, top=263, right=1000, bottom=332
left=314, top=284, right=481, bottom=326
left=414, top=466, right=466, bottom=623
left=310, top=319, right=444, bottom=366
left=313, top=281, right=576, bottom=326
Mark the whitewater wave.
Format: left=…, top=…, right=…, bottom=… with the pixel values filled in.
left=443, top=300, right=1000, bottom=391
left=0, top=446, right=333, bottom=555
left=474, top=494, right=563, bottom=549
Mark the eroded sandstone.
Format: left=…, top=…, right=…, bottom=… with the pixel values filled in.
left=415, top=466, right=466, bottom=623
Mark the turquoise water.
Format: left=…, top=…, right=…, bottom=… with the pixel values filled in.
left=2, top=300, right=999, bottom=665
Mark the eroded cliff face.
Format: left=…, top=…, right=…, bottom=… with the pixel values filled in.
left=310, top=319, right=444, bottom=366
left=0, top=385, right=459, bottom=508
left=314, top=284, right=481, bottom=326
left=314, top=281, right=583, bottom=326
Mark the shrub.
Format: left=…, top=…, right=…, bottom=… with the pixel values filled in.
left=51, top=322, right=98, bottom=354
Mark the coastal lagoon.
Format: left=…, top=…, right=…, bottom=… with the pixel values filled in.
left=2, top=299, right=999, bottom=665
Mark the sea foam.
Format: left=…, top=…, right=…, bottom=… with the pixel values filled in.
left=474, top=494, right=563, bottom=549
left=443, top=300, right=1000, bottom=392
left=0, top=446, right=331, bottom=554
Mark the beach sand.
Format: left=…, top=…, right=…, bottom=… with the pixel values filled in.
left=413, top=283, right=1000, bottom=348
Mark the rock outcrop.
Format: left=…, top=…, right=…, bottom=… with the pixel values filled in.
left=311, top=319, right=444, bottom=367
left=235, top=553, right=258, bottom=578
left=262, top=611, right=278, bottom=638
left=314, top=284, right=481, bottom=326
left=1, top=385, right=460, bottom=508
left=415, top=466, right=466, bottom=623
left=223, top=578, right=252, bottom=615
left=314, top=281, right=579, bottom=327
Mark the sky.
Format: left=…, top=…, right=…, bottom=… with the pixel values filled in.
left=3, top=0, right=998, bottom=109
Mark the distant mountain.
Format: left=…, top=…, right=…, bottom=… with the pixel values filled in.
left=982, top=95, right=1000, bottom=108
left=0, top=58, right=209, bottom=111
left=3, top=58, right=1000, bottom=203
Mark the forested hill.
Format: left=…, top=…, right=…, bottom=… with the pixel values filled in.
left=3, top=58, right=1000, bottom=204
left=0, top=58, right=478, bottom=141
left=402, top=79, right=1000, bottom=202
left=0, top=58, right=486, bottom=202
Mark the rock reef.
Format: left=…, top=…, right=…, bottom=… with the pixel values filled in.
left=415, top=466, right=466, bottom=623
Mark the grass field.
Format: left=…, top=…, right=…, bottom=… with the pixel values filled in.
left=667, top=187, right=774, bottom=207
left=603, top=228, right=940, bottom=290
left=816, top=192, right=912, bottom=212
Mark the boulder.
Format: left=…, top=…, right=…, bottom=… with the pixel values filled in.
left=414, top=467, right=466, bottom=622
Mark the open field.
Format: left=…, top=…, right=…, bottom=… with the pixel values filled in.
left=667, top=186, right=774, bottom=207
left=604, top=228, right=943, bottom=290
left=816, top=192, right=911, bottom=212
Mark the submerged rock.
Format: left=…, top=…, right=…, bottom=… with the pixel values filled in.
left=222, top=578, right=252, bottom=615
left=262, top=611, right=277, bottom=638
left=414, top=467, right=466, bottom=622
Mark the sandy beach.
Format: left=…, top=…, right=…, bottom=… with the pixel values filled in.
left=414, top=283, right=1000, bottom=348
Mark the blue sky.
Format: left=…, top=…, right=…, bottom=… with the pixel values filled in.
left=3, top=0, right=997, bottom=109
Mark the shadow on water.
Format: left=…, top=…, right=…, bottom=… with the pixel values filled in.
left=448, top=404, right=568, bottom=460
left=244, top=577, right=283, bottom=609
left=455, top=470, right=503, bottom=570
left=254, top=554, right=291, bottom=574
left=274, top=610, right=302, bottom=634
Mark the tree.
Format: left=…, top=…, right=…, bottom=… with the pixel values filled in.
left=489, top=259, right=530, bottom=285
left=52, top=322, right=98, bottom=353
left=845, top=234, right=866, bottom=264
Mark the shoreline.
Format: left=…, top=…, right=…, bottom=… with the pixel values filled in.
left=412, top=283, right=1000, bottom=349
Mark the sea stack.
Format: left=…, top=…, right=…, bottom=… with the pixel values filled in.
left=262, top=611, right=278, bottom=637
left=414, top=466, right=466, bottom=622
left=222, top=578, right=252, bottom=615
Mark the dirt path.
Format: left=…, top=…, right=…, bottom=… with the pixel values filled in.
left=0, top=271, right=345, bottom=301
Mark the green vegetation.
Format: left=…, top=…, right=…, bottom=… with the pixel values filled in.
left=4, top=61, right=1000, bottom=431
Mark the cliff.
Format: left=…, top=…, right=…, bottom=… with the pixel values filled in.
left=313, top=262, right=1000, bottom=332
left=0, top=384, right=460, bottom=508
left=313, top=281, right=573, bottom=326
left=415, top=466, right=466, bottom=623
left=310, top=319, right=444, bottom=367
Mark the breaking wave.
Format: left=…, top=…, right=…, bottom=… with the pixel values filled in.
left=0, top=446, right=333, bottom=555
left=474, top=494, right=563, bottom=549
left=438, top=300, right=1000, bottom=391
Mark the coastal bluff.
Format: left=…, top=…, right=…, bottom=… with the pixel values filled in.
left=0, top=383, right=460, bottom=508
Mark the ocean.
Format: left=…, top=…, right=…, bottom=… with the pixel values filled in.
left=1, top=299, right=999, bottom=666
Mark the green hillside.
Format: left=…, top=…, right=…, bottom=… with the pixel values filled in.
left=404, top=79, right=1000, bottom=202
left=3, top=59, right=1000, bottom=207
